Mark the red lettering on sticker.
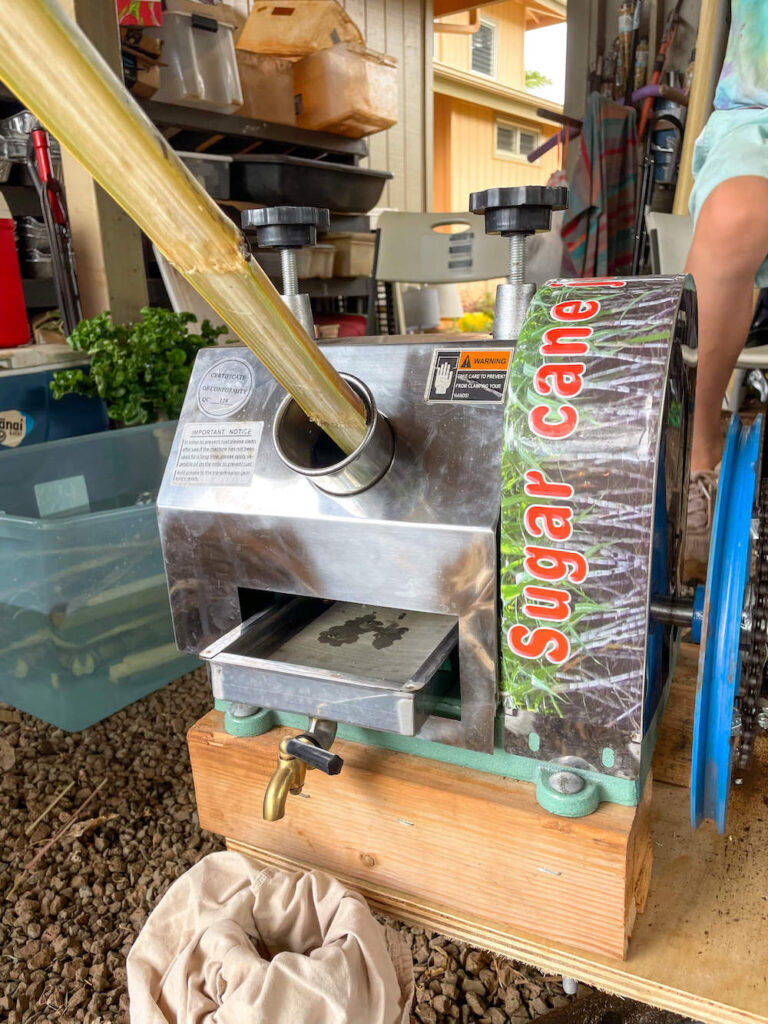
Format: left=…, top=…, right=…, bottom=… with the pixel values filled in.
left=529, top=404, right=578, bottom=439
left=524, top=504, right=573, bottom=542
left=524, top=545, right=588, bottom=584
left=540, top=326, right=591, bottom=356
left=534, top=363, right=586, bottom=399
left=508, top=624, right=570, bottom=664
left=551, top=299, right=600, bottom=322
left=523, top=585, right=572, bottom=622
left=524, top=470, right=574, bottom=500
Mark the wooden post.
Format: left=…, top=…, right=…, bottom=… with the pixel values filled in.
left=59, top=0, right=149, bottom=321
left=672, top=0, right=728, bottom=216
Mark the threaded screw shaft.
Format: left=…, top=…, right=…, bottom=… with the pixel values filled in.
left=508, top=234, right=526, bottom=285
left=280, top=248, right=298, bottom=296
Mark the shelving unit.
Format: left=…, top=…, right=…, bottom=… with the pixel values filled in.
left=141, top=99, right=367, bottom=162
left=1, top=61, right=378, bottom=326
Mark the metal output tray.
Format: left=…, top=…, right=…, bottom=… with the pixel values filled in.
left=201, top=598, right=458, bottom=735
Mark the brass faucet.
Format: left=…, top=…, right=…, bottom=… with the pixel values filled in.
left=263, top=737, right=309, bottom=821
left=263, top=727, right=343, bottom=821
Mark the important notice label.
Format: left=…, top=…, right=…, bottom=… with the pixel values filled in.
left=425, top=349, right=512, bottom=404
left=172, top=422, right=263, bottom=487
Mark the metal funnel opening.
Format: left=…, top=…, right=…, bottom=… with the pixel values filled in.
left=273, top=374, right=394, bottom=496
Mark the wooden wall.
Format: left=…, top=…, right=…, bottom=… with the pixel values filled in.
left=341, top=0, right=433, bottom=211
left=434, top=95, right=561, bottom=212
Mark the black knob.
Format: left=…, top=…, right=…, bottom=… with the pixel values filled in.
left=241, top=205, right=331, bottom=249
left=285, top=734, right=344, bottom=775
left=469, top=186, right=568, bottom=236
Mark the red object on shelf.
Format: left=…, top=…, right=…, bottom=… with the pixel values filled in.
left=314, top=314, right=368, bottom=337
left=116, top=0, right=162, bottom=26
left=0, top=198, right=29, bottom=348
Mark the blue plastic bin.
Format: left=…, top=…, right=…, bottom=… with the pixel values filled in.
left=0, top=422, right=198, bottom=731
left=0, top=363, right=108, bottom=449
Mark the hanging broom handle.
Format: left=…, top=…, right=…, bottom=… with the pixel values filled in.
left=0, top=0, right=368, bottom=454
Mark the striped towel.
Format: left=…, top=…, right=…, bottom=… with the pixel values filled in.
left=561, top=93, right=638, bottom=278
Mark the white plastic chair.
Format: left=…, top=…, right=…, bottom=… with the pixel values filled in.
left=372, top=211, right=509, bottom=334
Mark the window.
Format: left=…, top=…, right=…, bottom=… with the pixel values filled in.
left=471, top=18, right=496, bottom=78
left=495, top=121, right=540, bottom=159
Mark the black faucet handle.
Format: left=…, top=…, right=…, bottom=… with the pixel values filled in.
left=285, top=734, right=344, bottom=775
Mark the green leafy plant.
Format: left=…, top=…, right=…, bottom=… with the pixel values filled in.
left=525, top=69, right=553, bottom=90
left=51, top=308, right=226, bottom=426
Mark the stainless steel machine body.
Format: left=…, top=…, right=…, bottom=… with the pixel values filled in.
left=157, top=275, right=695, bottom=787
left=158, top=341, right=511, bottom=753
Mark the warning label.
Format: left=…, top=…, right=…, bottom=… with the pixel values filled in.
left=425, top=349, right=512, bottom=404
left=172, top=422, right=263, bottom=487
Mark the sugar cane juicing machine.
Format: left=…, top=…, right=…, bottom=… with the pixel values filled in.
left=158, top=186, right=767, bottom=835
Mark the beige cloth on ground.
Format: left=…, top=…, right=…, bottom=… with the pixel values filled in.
left=126, top=852, right=414, bottom=1024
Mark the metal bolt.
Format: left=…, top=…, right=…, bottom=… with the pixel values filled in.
left=280, top=248, right=298, bottom=296
left=561, top=977, right=578, bottom=997
left=731, top=710, right=743, bottom=737
left=508, top=234, right=526, bottom=285
left=756, top=708, right=768, bottom=731
left=548, top=770, right=585, bottom=795
left=230, top=702, right=260, bottom=719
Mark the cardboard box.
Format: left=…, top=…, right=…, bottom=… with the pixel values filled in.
left=122, top=52, right=161, bottom=98
left=236, top=52, right=296, bottom=125
left=120, top=26, right=163, bottom=61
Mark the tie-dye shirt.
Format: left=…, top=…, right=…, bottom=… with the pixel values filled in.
left=714, top=0, right=768, bottom=109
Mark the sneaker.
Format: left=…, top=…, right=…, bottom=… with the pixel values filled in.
left=684, top=465, right=720, bottom=582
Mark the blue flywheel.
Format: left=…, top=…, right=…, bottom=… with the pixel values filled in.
left=691, top=414, right=763, bottom=832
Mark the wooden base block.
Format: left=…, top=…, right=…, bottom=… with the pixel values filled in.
left=189, top=711, right=652, bottom=960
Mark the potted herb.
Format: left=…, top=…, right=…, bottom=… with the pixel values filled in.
left=50, top=307, right=227, bottom=427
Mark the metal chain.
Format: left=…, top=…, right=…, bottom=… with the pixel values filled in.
left=735, top=483, right=768, bottom=775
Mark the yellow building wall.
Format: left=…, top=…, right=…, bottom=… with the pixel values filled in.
left=434, top=96, right=561, bottom=212
left=435, top=0, right=526, bottom=91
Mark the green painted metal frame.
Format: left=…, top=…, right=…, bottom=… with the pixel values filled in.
left=213, top=686, right=670, bottom=815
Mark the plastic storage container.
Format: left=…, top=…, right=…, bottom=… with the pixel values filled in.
left=149, top=11, right=243, bottom=114
left=324, top=231, right=376, bottom=277
left=236, top=52, right=296, bottom=126
left=294, top=43, right=398, bottom=138
left=178, top=151, right=231, bottom=198
left=236, top=0, right=363, bottom=60
left=230, top=154, right=392, bottom=213
left=0, top=363, right=108, bottom=448
left=0, top=423, right=198, bottom=731
left=255, top=243, right=335, bottom=281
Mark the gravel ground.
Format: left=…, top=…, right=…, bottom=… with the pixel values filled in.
left=0, top=670, right=683, bottom=1023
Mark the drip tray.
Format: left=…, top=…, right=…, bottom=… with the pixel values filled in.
left=202, top=598, right=458, bottom=735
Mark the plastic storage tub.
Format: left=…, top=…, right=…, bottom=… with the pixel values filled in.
left=294, top=43, right=398, bottom=138
left=324, top=231, right=376, bottom=277
left=149, top=11, right=243, bottom=114
left=230, top=154, right=392, bottom=214
left=0, top=364, right=108, bottom=448
left=0, top=423, right=198, bottom=731
left=178, top=151, right=231, bottom=198
left=255, top=243, right=335, bottom=281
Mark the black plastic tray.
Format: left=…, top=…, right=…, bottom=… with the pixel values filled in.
left=230, top=154, right=392, bottom=214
